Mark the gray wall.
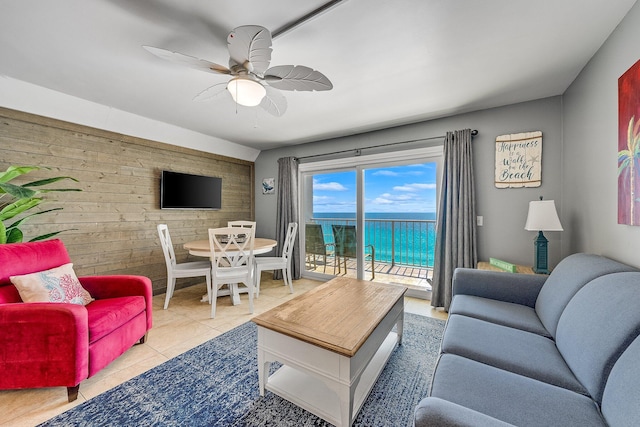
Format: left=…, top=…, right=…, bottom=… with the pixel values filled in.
left=562, top=1, right=640, bottom=267
left=255, top=96, right=563, bottom=268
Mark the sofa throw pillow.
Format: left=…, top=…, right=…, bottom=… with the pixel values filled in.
left=10, top=263, right=94, bottom=306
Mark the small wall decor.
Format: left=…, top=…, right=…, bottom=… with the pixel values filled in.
left=262, top=177, right=275, bottom=194
left=618, top=58, right=640, bottom=225
left=495, top=131, right=542, bottom=188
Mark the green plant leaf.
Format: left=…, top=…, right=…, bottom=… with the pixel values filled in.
left=6, top=227, right=23, bottom=244
left=28, top=229, right=76, bottom=242
left=0, top=182, right=37, bottom=198
left=24, top=176, right=80, bottom=187
left=0, top=166, right=41, bottom=183
left=6, top=207, right=63, bottom=229
left=0, top=198, right=43, bottom=221
left=33, top=188, right=83, bottom=193
left=0, top=165, right=79, bottom=244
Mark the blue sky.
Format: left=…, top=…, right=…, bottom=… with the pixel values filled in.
left=312, top=162, right=438, bottom=213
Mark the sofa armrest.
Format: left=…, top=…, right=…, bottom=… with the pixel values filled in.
left=0, top=302, right=89, bottom=389
left=452, top=268, right=547, bottom=308
left=414, top=397, right=515, bottom=427
left=79, top=275, right=153, bottom=329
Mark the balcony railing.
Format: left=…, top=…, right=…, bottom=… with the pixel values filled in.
left=309, top=217, right=437, bottom=268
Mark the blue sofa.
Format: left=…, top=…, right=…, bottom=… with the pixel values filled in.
left=414, top=253, right=640, bottom=427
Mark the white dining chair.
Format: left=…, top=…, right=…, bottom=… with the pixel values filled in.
left=208, top=226, right=256, bottom=318
left=157, top=224, right=212, bottom=309
left=228, top=220, right=256, bottom=230
left=254, top=222, right=298, bottom=297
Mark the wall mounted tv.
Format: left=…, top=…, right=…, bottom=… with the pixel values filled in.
left=160, top=170, right=222, bottom=210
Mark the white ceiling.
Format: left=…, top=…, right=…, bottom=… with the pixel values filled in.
left=0, top=0, right=636, bottom=152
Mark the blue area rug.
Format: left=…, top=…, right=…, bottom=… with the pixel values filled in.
left=41, top=313, right=444, bottom=427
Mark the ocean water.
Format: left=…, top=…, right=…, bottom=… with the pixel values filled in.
left=311, top=212, right=437, bottom=267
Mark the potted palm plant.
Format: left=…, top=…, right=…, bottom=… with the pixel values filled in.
left=0, top=165, right=81, bottom=244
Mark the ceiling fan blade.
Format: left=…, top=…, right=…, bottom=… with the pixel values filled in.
left=227, top=25, right=272, bottom=75
left=263, top=65, right=333, bottom=91
left=143, top=46, right=230, bottom=74
left=259, top=86, right=287, bottom=117
left=193, top=82, right=228, bottom=102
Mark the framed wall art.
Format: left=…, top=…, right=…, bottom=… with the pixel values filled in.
left=495, top=131, right=542, bottom=188
left=618, top=58, right=640, bottom=225
left=262, top=177, right=275, bottom=194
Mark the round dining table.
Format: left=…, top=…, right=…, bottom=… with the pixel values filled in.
left=183, top=238, right=277, bottom=305
left=183, top=238, right=277, bottom=258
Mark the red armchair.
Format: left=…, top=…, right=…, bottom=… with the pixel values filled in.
left=0, top=239, right=153, bottom=402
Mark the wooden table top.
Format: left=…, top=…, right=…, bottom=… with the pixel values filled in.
left=183, top=238, right=277, bottom=257
left=252, top=277, right=407, bottom=357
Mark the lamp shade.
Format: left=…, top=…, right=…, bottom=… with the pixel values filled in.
left=524, top=200, right=563, bottom=231
left=227, top=77, right=266, bottom=107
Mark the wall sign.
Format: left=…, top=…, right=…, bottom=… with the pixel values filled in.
left=495, top=131, right=542, bottom=188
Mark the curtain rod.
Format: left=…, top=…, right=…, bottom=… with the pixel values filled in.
left=295, top=129, right=478, bottom=161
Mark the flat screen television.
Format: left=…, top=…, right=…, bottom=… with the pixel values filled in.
left=160, top=170, right=222, bottom=210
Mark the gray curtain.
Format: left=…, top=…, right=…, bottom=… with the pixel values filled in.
left=274, top=157, right=300, bottom=280
left=431, top=129, right=477, bottom=311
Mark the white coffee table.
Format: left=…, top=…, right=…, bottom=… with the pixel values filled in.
left=252, top=277, right=406, bottom=426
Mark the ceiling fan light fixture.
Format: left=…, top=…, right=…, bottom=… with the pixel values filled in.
left=145, top=25, right=332, bottom=116
left=227, top=77, right=266, bottom=107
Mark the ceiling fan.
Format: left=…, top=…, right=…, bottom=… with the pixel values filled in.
left=143, top=25, right=333, bottom=117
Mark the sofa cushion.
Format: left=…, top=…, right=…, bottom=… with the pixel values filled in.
left=535, top=253, right=637, bottom=338
left=429, top=354, right=607, bottom=427
left=0, top=239, right=72, bottom=304
left=451, top=268, right=547, bottom=307
left=86, top=296, right=146, bottom=343
left=0, top=239, right=71, bottom=286
left=441, top=314, right=587, bottom=394
left=10, top=263, right=94, bottom=306
left=601, top=335, right=640, bottom=426
left=555, top=272, right=640, bottom=405
left=449, top=295, right=550, bottom=337
left=415, top=397, right=516, bottom=427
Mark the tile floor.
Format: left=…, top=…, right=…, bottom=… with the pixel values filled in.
left=0, top=274, right=448, bottom=427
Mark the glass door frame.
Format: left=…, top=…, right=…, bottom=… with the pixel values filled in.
left=298, top=146, right=443, bottom=283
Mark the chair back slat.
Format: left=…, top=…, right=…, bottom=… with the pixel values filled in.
left=157, top=224, right=177, bottom=268
left=228, top=221, right=256, bottom=231
left=282, top=222, right=298, bottom=260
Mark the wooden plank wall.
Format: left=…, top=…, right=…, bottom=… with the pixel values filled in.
left=0, top=107, right=255, bottom=295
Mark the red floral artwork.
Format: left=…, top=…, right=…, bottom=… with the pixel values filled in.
left=59, top=273, right=85, bottom=303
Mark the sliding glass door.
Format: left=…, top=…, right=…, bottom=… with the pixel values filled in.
left=363, top=163, right=439, bottom=284
left=301, top=169, right=356, bottom=277
left=299, top=147, right=442, bottom=296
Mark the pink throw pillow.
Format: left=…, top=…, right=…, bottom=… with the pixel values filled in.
left=10, top=263, right=94, bottom=306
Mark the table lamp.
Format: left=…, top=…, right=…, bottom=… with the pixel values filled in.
left=524, top=198, right=563, bottom=274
